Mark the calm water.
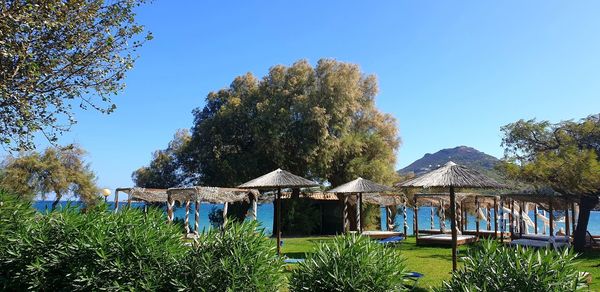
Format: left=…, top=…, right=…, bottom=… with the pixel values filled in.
left=34, top=201, right=600, bottom=235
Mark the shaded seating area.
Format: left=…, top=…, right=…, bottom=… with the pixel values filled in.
left=114, top=187, right=168, bottom=211
left=166, top=186, right=260, bottom=237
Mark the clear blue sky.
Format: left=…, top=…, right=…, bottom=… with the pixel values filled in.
left=9, top=1, right=600, bottom=200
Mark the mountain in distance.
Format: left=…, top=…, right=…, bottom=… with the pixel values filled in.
left=398, top=146, right=501, bottom=177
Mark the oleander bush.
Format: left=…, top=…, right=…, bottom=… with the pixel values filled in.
left=171, top=221, right=285, bottom=292
left=0, top=200, right=186, bottom=291
left=437, top=239, right=588, bottom=291
left=289, top=234, right=408, bottom=292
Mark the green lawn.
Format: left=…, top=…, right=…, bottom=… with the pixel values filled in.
left=279, top=236, right=600, bottom=291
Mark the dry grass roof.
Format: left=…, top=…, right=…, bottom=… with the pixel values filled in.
left=238, top=168, right=319, bottom=189
left=167, top=186, right=259, bottom=204
left=327, top=177, right=394, bottom=193
left=115, top=188, right=168, bottom=203
left=397, top=161, right=505, bottom=189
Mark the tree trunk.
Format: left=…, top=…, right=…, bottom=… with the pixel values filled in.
left=573, top=195, right=599, bottom=252
left=51, top=191, right=62, bottom=211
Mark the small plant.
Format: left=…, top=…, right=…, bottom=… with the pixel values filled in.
left=289, top=234, right=408, bottom=292
left=171, top=221, right=285, bottom=292
left=438, top=239, right=588, bottom=291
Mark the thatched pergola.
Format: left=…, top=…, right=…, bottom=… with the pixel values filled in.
left=166, top=186, right=259, bottom=235
left=328, top=177, right=396, bottom=234
left=502, top=187, right=578, bottom=239
left=114, top=187, right=168, bottom=211
left=398, top=161, right=505, bottom=271
left=238, top=168, right=319, bottom=255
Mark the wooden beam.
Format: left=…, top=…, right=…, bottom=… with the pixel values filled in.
left=185, top=200, right=190, bottom=235
left=194, top=200, right=200, bottom=235
left=449, top=186, right=458, bottom=271
left=534, top=205, right=538, bottom=234
left=276, top=188, right=282, bottom=256
left=343, top=195, right=349, bottom=233
left=414, top=196, right=419, bottom=239
left=549, top=199, right=554, bottom=236
left=494, top=197, right=498, bottom=238
left=475, top=196, right=480, bottom=237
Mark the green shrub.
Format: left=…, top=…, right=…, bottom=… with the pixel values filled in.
left=0, top=203, right=187, bottom=291
left=289, top=234, right=408, bottom=292
left=438, top=239, right=588, bottom=291
left=171, top=221, right=285, bottom=292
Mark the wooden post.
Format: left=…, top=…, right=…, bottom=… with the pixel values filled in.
left=114, top=190, right=119, bottom=212
left=475, top=196, right=480, bottom=237
left=519, top=201, right=524, bottom=237
left=565, top=203, right=570, bottom=237
left=359, top=193, right=363, bottom=233
left=414, top=196, right=419, bottom=239
left=276, top=188, right=282, bottom=255
left=500, top=198, right=504, bottom=242
left=571, top=202, right=577, bottom=232
left=461, top=201, right=467, bottom=232
left=486, top=206, right=491, bottom=231
left=430, top=203, right=435, bottom=230
left=343, top=195, right=349, bottom=233
left=184, top=200, right=190, bottom=235
left=403, top=198, right=408, bottom=236
left=356, top=193, right=361, bottom=233
left=494, top=197, right=498, bottom=238
left=167, top=195, right=174, bottom=223
left=223, top=202, right=229, bottom=227
left=194, top=200, right=200, bottom=234
left=509, top=199, right=514, bottom=237
left=450, top=186, right=458, bottom=271
left=251, top=195, right=258, bottom=221
left=549, top=199, right=554, bottom=236
left=439, top=199, right=445, bottom=233
left=534, top=205, right=539, bottom=234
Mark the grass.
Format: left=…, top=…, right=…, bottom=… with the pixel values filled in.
left=279, top=236, right=600, bottom=291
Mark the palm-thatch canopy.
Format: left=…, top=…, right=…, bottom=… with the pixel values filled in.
left=328, top=177, right=394, bottom=193
left=362, top=193, right=406, bottom=206
left=398, top=161, right=505, bottom=189
left=237, top=168, right=319, bottom=189
left=167, top=187, right=260, bottom=204
left=115, top=187, right=168, bottom=203
left=502, top=186, right=573, bottom=209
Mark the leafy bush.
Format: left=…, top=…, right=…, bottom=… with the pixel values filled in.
left=0, top=203, right=187, bottom=291
left=171, top=221, right=285, bottom=292
left=282, top=197, right=320, bottom=235
left=438, top=239, right=588, bottom=291
left=289, top=234, right=408, bottom=292
left=208, top=205, right=224, bottom=228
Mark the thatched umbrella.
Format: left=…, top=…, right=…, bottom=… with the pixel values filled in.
left=328, top=177, right=395, bottom=233
left=238, top=168, right=319, bottom=255
left=398, top=161, right=505, bottom=270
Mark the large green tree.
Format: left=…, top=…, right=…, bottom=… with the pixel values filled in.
left=0, top=0, right=150, bottom=150
left=0, top=145, right=99, bottom=209
left=182, top=59, right=400, bottom=187
left=501, top=114, right=600, bottom=251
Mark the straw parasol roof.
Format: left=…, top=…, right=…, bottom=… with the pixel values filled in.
left=398, top=161, right=505, bottom=189
left=396, top=161, right=505, bottom=271
left=167, top=186, right=260, bottom=204
left=115, top=187, right=168, bottom=203
left=238, top=168, right=319, bottom=189
left=328, top=177, right=395, bottom=193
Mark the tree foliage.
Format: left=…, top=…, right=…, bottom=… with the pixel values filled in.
left=0, top=144, right=99, bottom=208
left=500, top=114, right=600, bottom=251
left=0, top=0, right=151, bottom=150
left=132, top=129, right=190, bottom=188
left=180, top=59, right=400, bottom=187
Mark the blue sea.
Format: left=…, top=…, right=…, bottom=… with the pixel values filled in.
left=34, top=201, right=600, bottom=235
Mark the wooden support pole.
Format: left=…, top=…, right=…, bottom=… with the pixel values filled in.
left=486, top=206, right=491, bottom=231
left=500, top=198, right=504, bottom=242
left=475, top=196, right=480, bottom=237
left=114, top=190, right=119, bottom=212
left=509, top=199, right=514, bottom=237
left=167, top=195, right=174, bottom=223
left=343, top=195, right=349, bottom=233
left=276, top=188, right=282, bottom=256
left=450, top=186, right=458, bottom=271
left=414, top=196, right=419, bottom=239
left=184, top=200, right=190, bottom=235
left=494, top=197, right=498, bottom=237
left=223, top=202, right=229, bottom=227
left=571, top=202, right=577, bottom=232
left=359, top=193, right=363, bottom=233
left=251, top=196, right=258, bottom=221
left=403, top=198, right=408, bottom=236
left=430, top=203, right=435, bottom=230
left=194, top=200, right=200, bottom=234
left=439, top=199, right=446, bottom=233
left=462, top=201, right=467, bottom=232
left=356, top=193, right=362, bottom=233
left=549, top=199, right=554, bottom=236
left=534, top=205, right=539, bottom=234
left=565, top=204, right=570, bottom=237
left=519, top=201, right=524, bottom=237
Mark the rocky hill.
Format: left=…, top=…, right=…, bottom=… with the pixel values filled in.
left=398, top=146, right=501, bottom=177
